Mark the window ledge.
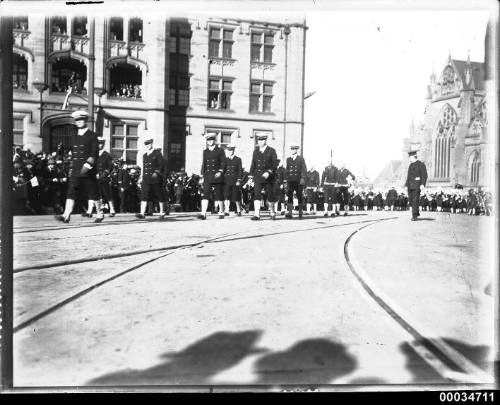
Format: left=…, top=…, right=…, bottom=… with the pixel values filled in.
left=208, top=57, right=237, bottom=64
left=107, top=96, right=144, bottom=102
left=249, top=111, right=275, bottom=116
left=207, top=108, right=236, bottom=113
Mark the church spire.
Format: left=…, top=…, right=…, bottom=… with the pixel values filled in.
left=464, top=49, right=473, bottom=89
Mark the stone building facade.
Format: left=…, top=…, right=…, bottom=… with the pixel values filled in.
left=11, top=14, right=306, bottom=173
left=402, top=53, right=490, bottom=190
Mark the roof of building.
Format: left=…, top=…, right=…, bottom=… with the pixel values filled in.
left=373, top=160, right=403, bottom=185
left=451, top=59, right=485, bottom=91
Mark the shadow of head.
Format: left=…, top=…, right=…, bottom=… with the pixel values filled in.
left=254, top=338, right=357, bottom=385
left=87, top=330, right=266, bottom=386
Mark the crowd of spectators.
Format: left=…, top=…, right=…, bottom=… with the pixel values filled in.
left=109, top=83, right=142, bottom=99
left=11, top=147, right=494, bottom=217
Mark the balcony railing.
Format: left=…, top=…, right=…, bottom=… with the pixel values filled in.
left=13, top=29, right=31, bottom=48
left=109, top=40, right=128, bottom=58
left=51, top=34, right=71, bottom=53
left=71, top=36, right=90, bottom=54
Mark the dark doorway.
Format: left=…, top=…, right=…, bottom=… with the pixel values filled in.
left=49, top=124, right=77, bottom=153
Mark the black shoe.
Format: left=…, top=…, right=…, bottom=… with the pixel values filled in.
left=285, top=213, right=293, bottom=219
left=55, top=214, right=70, bottom=223
left=158, top=214, right=166, bottom=220
left=237, top=211, right=242, bottom=217
left=251, top=215, right=260, bottom=221
left=224, top=212, right=230, bottom=216
left=109, top=212, right=116, bottom=217
left=330, top=213, right=336, bottom=217
left=94, top=216, right=104, bottom=223
left=136, top=213, right=146, bottom=219
left=218, top=214, right=225, bottom=219
left=323, top=213, right=329, bottom=217
left=197, top=214, right=207, bottom=220
left=344, top=212, right=348, bottom=216
left=411, top=217, right=417, bottom=221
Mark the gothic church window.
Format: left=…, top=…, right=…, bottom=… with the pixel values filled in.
left=433, top=105, right=457, bottom=179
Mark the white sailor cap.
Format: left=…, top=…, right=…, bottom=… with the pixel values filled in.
left=97, top=137, right=106, bottom=144
left=226, top=144, right=236, bottom=150
left=255, top=132, right=268, bottom=140
left=144, top=138, right=153, bottom=145
left=71, top=110, right=90, bottom=121
left=289, top=143, right=300, bottom=149
left=204, top=132, right=217, bottom=140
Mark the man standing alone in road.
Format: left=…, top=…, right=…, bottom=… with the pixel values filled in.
left=404, top=150, right=428, bottom=221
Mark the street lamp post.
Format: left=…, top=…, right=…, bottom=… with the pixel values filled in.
left=32, top=80, right=48, bottom=140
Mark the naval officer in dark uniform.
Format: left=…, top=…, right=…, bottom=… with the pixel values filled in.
left=404, top=150, right=428, bottom=221
left=198, top=132, right=226, bottom=220
left=95, top=137, right=116, bottom=217
left=249, top=132, right=278, bottom=220
left=336, top=163, right=355, bottom=216
left=285, top=143, right=307, bottom=219
left=305, top=165, right=320, bottom=215
left=223, top=144, right=243, bottom=216
left=56, top=110, right=102, bottom=223
left=135, top=138, right=167, bottom=220
left=321, top=158, right=339, bottom=217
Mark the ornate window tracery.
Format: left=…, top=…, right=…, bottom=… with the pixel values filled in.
left=433, top=105, right=457, bottom=179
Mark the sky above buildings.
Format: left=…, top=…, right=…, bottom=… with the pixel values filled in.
left=303, top=8, right=491, bottom=179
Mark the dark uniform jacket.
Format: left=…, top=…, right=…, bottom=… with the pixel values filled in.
left=305, top=170, right=320, bottom=188
left=97, top=150, right=113, bottom=182
left=321, top=165, right=339, bottom=185
left=69, top=129, right=99, bottom=178
left=336, top=168, right=355, bottom=185
left=142, top=149, right=164, bottom=184
left=405, top=160, right=428, bottom=190
left=223, top=155, right=243, bottom=186
left=275, top=166, right=286, bottom=185
left=201, top=146, right=225, bottom=184
left=386, top=188, right=398, bottom=203
left=285, top=155, right=307, bottom=182
left=117, top=168, right=130, bottom=190
left=250, top=146, right=278, bottom=184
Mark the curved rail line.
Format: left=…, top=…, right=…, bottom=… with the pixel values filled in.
left=343, top=219, right=492, bottom=384
left=13, top=216, right=387, bottom=333
left=14, top=217, right=386, bottom=272
left=12, top=229, right=251, bottom=333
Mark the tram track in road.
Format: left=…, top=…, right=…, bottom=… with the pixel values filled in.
left=14, top=217, right=394, bottom=272
left=12, top=229, right=253, bottom=334
left=343, top=219, right=493, bottom=384
left=13, top=216, right=393, bottom=333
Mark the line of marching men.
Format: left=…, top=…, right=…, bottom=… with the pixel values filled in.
left=53, top=110, right=360, bottom=223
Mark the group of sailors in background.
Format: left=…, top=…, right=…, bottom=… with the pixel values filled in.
left=12, top=111, right=493, bottom=221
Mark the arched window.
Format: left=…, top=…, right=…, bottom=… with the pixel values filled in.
left=51, top=58, right=87, bottom=94
left=469, top=152, right=480, bottom=185
left=13, top=53, right=28, bottom=91
left=433, top=105, right=457, bottom=179
left=108, top=63, right=142, bottom=99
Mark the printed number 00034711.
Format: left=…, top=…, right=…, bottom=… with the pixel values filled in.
left=439, top=392, right=494, bottom=402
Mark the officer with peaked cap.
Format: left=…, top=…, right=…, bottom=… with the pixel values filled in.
left=94, top=137, right=116, bottom=217
left=249, top=132, right=278, bottom=220
left=55, top=110, right=102, bottom=223
left=223, top=144, right=243, bottom=216
left=136, top=138, right=168, bottom=220
left=404, top=150, right=428, bottom=221
left=198, top=132, right=226, bottom=220
left=285, top=143, right=307, bottom=219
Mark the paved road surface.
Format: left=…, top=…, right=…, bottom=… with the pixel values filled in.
left=12, top=211, right=496, bottom=389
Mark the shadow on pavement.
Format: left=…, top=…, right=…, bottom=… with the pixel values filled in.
left=86, top=330, right=267, bottom=386
left=253, top=338, right=357, bottom=385
left=400, top=338, right=493, bottom=383
left=87, top=333, right=358, bottom=386
left=440, top=338, right=491, bottom=371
